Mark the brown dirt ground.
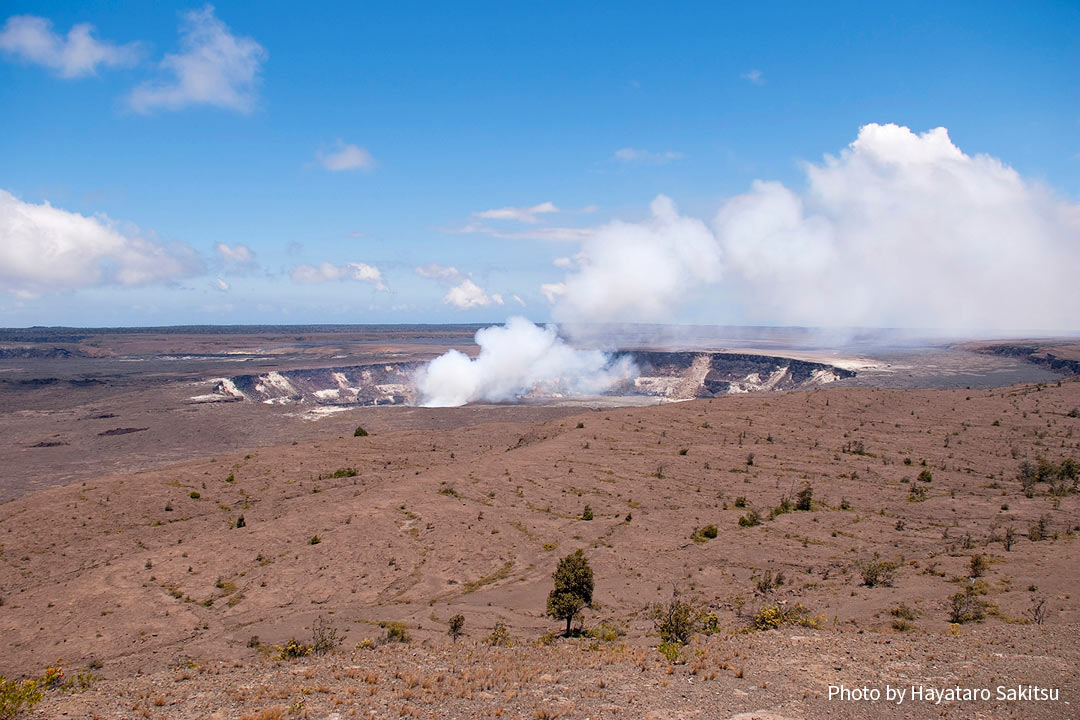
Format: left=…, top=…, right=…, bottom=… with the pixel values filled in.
left=2, top=378, right=1078, bottom=718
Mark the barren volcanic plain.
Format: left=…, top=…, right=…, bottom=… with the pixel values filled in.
left=1, top=327, right=1078, bottom=719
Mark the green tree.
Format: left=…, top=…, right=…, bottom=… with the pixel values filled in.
left=547, top=549, right=594, bottom=636
left=447, top=614, right=465, bottom=642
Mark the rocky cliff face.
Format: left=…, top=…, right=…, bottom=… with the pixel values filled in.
left=194, top=352, right=855, bottom=407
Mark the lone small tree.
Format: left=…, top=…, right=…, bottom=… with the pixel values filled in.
left=547, top=549, right=594, bottom=636
left=447, top=614, right=465, bottom=642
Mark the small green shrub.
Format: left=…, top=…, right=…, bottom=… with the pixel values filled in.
left=484, top=622, right=512, bottom=647
left=1029, top=514, right=1050, bottom=542
left=691, top=524, right=718, bottom=543
left=586, top=620, right=625, bottom=643
left=330, top=467, right=357, bottom=478
left=311, top=616, right=341, bottom=655
left=650, top=587, right=708, bottom=644
left=843, top=440, right=867, bottom=455
left=353, top=426, right=369, bottom=437
left=753, top=569, right=784, bottom=595
left=308, top=535, right=321, bottom=545
left=0, top=676, right=43, bottom=719
left=750, top=603, right=820, bottom=631
left=380, top=621, right=410, bottom=643
left=581, top=505, right=594, bottom=521
left=657, top=641, right=682, bottom=663
left=189, top=491, right=201, bottom=500
left=274, top=639, right=313, bottom=660
left=948, top=588, right=989, bottom=623
left=858, top=555, right=900, bottom=587
left=891, top=603, right=919, bottom=624
left=795, top=483, right=813, bottom=511
left=768, top=495, right=793, bottom=519
left=917, top=469, right=933, bottom=483
left=738, top=508, right=761, bottom=527
left=733, top=496, right=747, bottom=508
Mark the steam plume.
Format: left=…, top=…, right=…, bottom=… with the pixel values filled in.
left=415, top=317, right=636, bottom=407
left=553, top=123, right=1080, bottom=332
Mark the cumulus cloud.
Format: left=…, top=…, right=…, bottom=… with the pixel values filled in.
left=415, top=317, right=637, bottom=406
left=540, top=282, right=566, bottom=303
left=290, top=261, right=387, bottom=290
left=0, top=14, right=140, bottom=77
left=444, top=279, right=503, bottom=309
left=215, top=242, right=255, bottom=266
left=473, top=201, right=559, bottom=223
left=613, top=148, right=685, bottom=164
left=0, top=189, right=200, bottom=296
left=550, top=124, right=1080, bottom=332
left=415, top=264, right=507, bottom=310
left=713, top=123, right=1080, bottom=330
left=214, top=278, right=229, bottom=292
left=318, top=141, right=375, bottom=172
left=128, top=5, right=266, bottom=114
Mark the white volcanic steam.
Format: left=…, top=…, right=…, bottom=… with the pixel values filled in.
left=555, top=123, right=1080, bottom=332
left=416, top=123, right=1079, bottom=407
left=415, top=317, right=635, bottom=407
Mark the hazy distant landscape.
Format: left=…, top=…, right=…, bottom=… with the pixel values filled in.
left=0, top=325, right=1071, bottom=501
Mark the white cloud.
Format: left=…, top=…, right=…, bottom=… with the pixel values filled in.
left=613, top=148, right=685, bottom=164
left=0, top=189, right=200, bottom=296
left=214, top=278, right=229, bottom=292
left=710, top=123, right=1080, bottom=330
left=128, top=5, right=266, bottom=114
left=318, top=141, right=375, bottom=172
left=550, top=124, right=1080, bottom=332
left=414, top=263, right=462, bottom=281
left=539, top=282, right=567, bottom=303
left=449, top=222, right=595, bottom=242
left=0, top=14, right=139, bottom=78
left=215, top=242, right=255, bottom=266
left=290, top=261, right=387, bottom=291
left=512, top=294, right=525, bottom=306
left=444, top=278, right=503, bottom=309
left=416, top=265, right=508, bottom=309
left=473, top=201, right=559, bottom=224
left=741, top=69, right=765, bottom=85
left=552, top=256, right=574, bottom=268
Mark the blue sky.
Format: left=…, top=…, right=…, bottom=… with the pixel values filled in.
left=1, top=1, right=1078, bottom=328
